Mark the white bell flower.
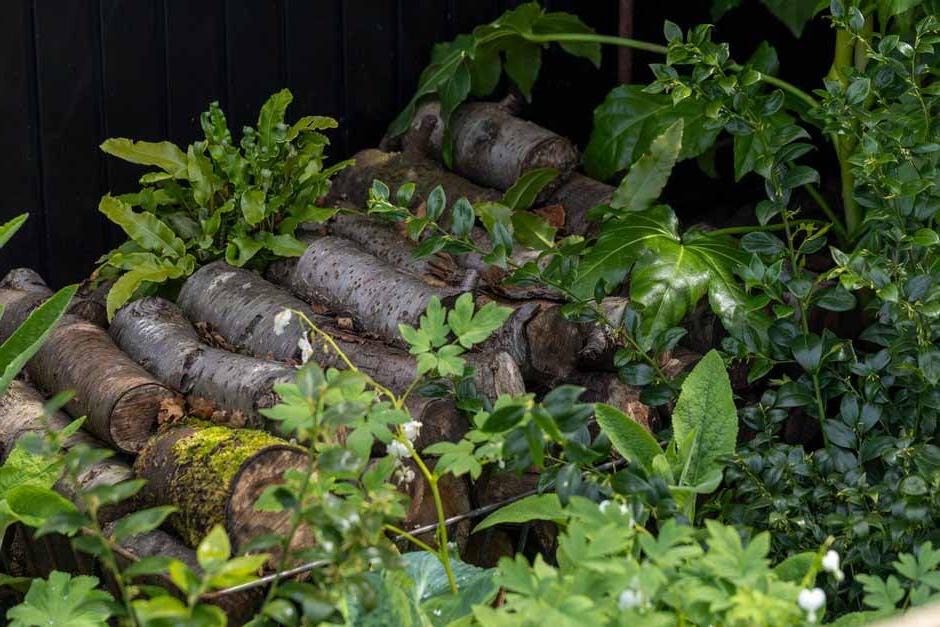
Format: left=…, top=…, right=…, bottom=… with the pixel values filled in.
left=798, top=588, right=826, bottom=624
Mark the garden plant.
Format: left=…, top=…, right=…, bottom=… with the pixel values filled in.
left=1, top=0, right=940, bottom=625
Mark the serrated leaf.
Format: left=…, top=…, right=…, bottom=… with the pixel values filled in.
left=610, top=120, right=683, bottom=213
left=671, top=350, right=737, bottom=487
left=100, top=138, right=187, bottom=178
left=594, top=403, right=663, bottom=472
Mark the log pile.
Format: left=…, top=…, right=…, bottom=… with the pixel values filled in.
left=0, top=99, right=701, bottom=615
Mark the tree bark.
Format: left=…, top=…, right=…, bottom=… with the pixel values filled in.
left=0, top=268, right=109, bottom=326
left=546, top=173, right=614, bottom=237
left=327, top=149, right=501, bottom=210
left=180, top=262, right=519, bottom=399
left=393, top=101, right=579, bottom=191
left=0, top=380, right=136, bottom=523
left=134, top=423, right=309, bottom=552
left=0, top=275, right=175, bottom=454
left=110, top=297, right=295, bottom=430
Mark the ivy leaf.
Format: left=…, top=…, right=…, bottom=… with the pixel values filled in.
left=98, top=195, right=186, bottom=259
left=610, top=119, right=684, bottom=213
left=100, top=138, right=187, bottom=178
left=671, top=350, right=738, bottom=487
left=584, top=86, right=720, bottom=181
left=6, top=571, right=115, bottom=627
left=594, top=404, right=663, bottom=472
left=473, top=494, right=566, bottom=532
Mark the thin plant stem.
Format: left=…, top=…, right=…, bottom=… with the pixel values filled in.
left=384, top=524, right=439, bottom=555
left=804, top=185, right=848, bottom=244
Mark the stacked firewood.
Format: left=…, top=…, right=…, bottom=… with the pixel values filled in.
left=0, top=100, right=696, bottom=610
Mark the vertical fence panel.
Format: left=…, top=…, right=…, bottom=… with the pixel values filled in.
left=163, top=0, right=227, bottom=145
left=397, top=0, right=449, bottom=109
left=99, top=0, right=168, bottom=246
left=0, top=0, right=45, bottom=277
left=33, top=0, right=107, bottom=286
left=283, top=0, right=346, bottom=156
left=224, top=0, right=285, bottom=134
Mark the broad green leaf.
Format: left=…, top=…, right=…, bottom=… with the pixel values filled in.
left=7, top=571, right=114, bottom=627
left=0, top=214, right=28, bottom=250
left=502, top=167, right=559, bottom=210
left=610, top=120, right=683, bottom=213
left=474, top=494, right=566, bottom=533
left=257, top=88, right=293, bottom=151
left=99, top=195, right=186, bottom=259
left=594, top=403, right=663, bottom=472
left=584, top=86, right=720, bottom=181
left=404, top=551, right=499, bottom=625
left=225, top=236, right=264, bottom=267
left=197, top=524, right=232, bottom=570
left=111, top=506, right=177, bottom=544
left=773, top=551, right=816, bottom=582
left=240, top=188, right=266, bottom=225
left=671, top=350, right=738, bottom=487
left=503, top=39, right=542, bottom=100
left=6, top=485, right=77, bottom=527
left=100, top=138, right=187, bottom=178
left=0, top=285, right=77, bottom=395
left=106, top=264, right=183, bottom=320
left=511, top=211, right=556, bottom=250
left=262, top=233, right=307, bottom=257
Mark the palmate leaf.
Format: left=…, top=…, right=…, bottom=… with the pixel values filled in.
left=584, top=86, right=721, bottom=181
left=574, top=206, right=758, bottom=347
left=7, top=571, right=114, bottom=627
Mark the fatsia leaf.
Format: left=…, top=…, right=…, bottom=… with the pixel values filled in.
left=584, top=86, right=720, bottom=181
left=610, top=119, right=683, bottom=213
left=671, top=350, right=737, bottom=487
left=502, top=167, right=559, bottom=210
left=6, top=571, right=114, bottom=627
left=257, top=88, right=293, bottom=151
left=100, top=138, right=187, bottom=178
left=0, top=214, right=28, bottom=250
left=0, top=285, right=77, bottom=396
left=474, top=494, right=566, bottom=533
left=98, top=195, right=186, bottom=259
left=594, top=404, right=663, bottom=472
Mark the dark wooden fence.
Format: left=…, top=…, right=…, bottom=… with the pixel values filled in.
left=0, top=1, right=832, bottom=286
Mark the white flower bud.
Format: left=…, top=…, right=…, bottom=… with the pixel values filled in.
left=618, top=588, right=644, bottom=611
left=402, top=420, right=423, bottom=442
left=798, top=588, right=826, bottom=623
left=273, top=309, right=292, bottom=336
left=822, top=550, right=844, bottom=581
left=388, top=440, right=410, bottom=459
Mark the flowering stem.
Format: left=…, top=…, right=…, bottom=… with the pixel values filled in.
left=384, top=524, right=439, bottom=554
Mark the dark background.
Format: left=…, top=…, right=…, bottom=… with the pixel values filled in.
left=0, top=0, right=833, bottom=286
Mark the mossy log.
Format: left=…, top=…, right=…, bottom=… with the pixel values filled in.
left=179, top=262, right=523, bottom=408
left=547, top=173, right=614, bottom=237
left=0, top=272, right=174, bottom=454
left=327, top=149, right=501, bottom=211
left=134, top=423, right=308, bottom=551
left=0, top=380, right=136, bottom=523
left=393, top=101, right=579, bottom=191
left=110, top=297, right=295, bottom=430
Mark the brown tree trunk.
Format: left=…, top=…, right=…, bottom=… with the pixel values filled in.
left=0, top=274, right=174, bottom=454
left=133, top=423, right=309, bottom=552
left=393, top=101, right=579, bottom=192
left=110, top=297, right=295, bottom=430
left=0, top=380, right=136, bottom=523
left=327, top=149, right=501, bottom=210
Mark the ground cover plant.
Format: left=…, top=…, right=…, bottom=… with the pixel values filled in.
left=1, top=0, right=940, bottom=625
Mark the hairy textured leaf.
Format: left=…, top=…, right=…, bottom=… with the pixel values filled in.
left=594, top=404, right=662, bottom=471
left=474, top=493, right=566, bottom=532
left=99, top=195, right=186, bottom=259
left=610, top=120, right=683, bottom=213
left=100, top=138, right=187, bottom=178
left=0, top=285, right=77, bottom=395
left=585, top=86, right=720, bottom=181
left=671, top=350, right=738, bottom=486
left=0, top=214, right=28, bottom=250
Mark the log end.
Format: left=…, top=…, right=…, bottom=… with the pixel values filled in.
left=111, top=383, right=176, bottom=453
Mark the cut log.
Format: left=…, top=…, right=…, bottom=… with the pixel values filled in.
left=394, top=101, right=579, bottom=191
left=546, top=173, right=614, bottom=237
left=110, top=297, right=295, bottom=430
left=0, top=380, right=136, bottom=523
left=178, top=262, right=523, bottom=423
left=327, top=149, right=501, bottom=210
left=134, top=423, right=308, bottom=551
left=0, top=268, right=108, bottom=326
left=0, top=273, right=175, bottom=454
left=283, top=235, right=459, bottom=344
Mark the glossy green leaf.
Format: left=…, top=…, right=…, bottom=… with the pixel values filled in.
left=502, top=167, right=559, bottom=210
left=100, top=138, right=187, bottom=178
left=257, top=88, right=293, bottom=151
left=610, top=119, right=683, bottom=213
